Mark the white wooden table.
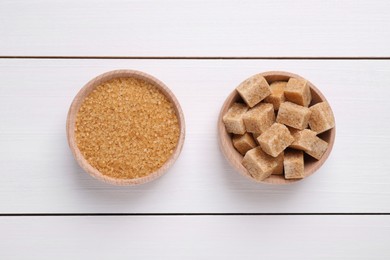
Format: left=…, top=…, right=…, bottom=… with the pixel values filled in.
left=1, top=1, right=390, bottom=258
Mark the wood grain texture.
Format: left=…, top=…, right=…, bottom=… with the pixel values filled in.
left=218, top=71, right=336, bottom=184
left=0, top=0, right=390, bottom=57
left=0, top=216, right=389, bottom=259
left=0, top=59, right=389, bottom=213
left=67, top=70, right=185, bottom=186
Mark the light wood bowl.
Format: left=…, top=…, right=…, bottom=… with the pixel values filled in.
left=67, top=70, right=185, bottom=186
left=218, top=71, right=336, bottom=184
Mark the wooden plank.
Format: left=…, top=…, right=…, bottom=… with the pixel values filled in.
left=1, top=0, right=390, bottom=57
left=0, top=216, right=389, bottom=259
left=0, top=59, right=389, bottom=213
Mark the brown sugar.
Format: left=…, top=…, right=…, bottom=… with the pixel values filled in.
left=307, top=136, right=328, bottom=160
left=252, top=132, right=261, bottom=144
left=242, top=147, right=284, bottom=181
left=285, top=78, right=312, bottom=107
left=223, top=102, right=248, bottom=134
left=264, top=81, right=287, bottom=110
left=236, top=74, right=271, bottom=107
left=284, top=149, right=304, bottom=179
left=223, top=73, right=335, bottom=182
left=243, top=103, right=275, bottom=134
left=290, top=129, right=328, bottom=160
left=232, top=133, right=257, bottom=155
left=309, top=102, right=335, bottom=134
left=257, top=123, right=294, bottom=157
left=290, top=129, right=317, bottom=151
left=272, top=151, right=284, bottom=175
left=75, top=77, right=180, bottom=179
left=276, top=101, right=312, bottom=130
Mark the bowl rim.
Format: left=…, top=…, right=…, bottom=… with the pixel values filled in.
left=66, top=69, right=186, bottom=186
left=218, top=71, right=336, bottom=185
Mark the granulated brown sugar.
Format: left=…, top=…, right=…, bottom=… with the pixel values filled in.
left=75, top=77, right=180, bottom=179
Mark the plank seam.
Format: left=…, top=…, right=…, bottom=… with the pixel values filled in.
left=0, top=213, right=389, bottom=217
left=1, top=56, right=390, bottom=60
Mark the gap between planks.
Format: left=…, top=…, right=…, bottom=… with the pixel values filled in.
left=0, top=213, right=389, bottom=217
left=1, top=56, right=390, bottom=60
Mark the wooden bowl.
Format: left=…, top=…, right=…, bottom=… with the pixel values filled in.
left=67, top=70, right=185, bottom=186
left=218, top=71, right=336, bottom=184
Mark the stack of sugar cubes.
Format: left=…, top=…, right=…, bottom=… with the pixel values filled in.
left=223, top=74, right=335, bottom=181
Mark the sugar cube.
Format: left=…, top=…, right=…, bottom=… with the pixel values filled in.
left=264, top=81, right=286, bottom=110
left=252, top=132, right=261, bottom=139
left=272, top=151, right=284, bottom=175
left=242, top=147, right=284, bottom=181
left=284, top=150, right=305, bottom=179
left=276, top=102, right=311, bottom=130
left=309, top=102, right=335, bottom=134
left=285, top=78, right=312, bottom=107
left=252, top=132, right=261, bottom=144
left=290, top=129, right=328, bottom=160
left=236, top=74, right=271, bottom=107
left=232, top=133, right=257, bottom=155
left=290, top=129, right=316, bottom=150
left=257, top=123, right=294, bottom=157
left=243, top=103, right=275, bottom=133
left=287, top=126, right=299, bottom=136
left=307, top=135, right=329, bottom=160
left=223, top=103, right=248, bottom=134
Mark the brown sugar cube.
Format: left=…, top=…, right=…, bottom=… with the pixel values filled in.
left=257, top=123, right=294, bottom=157
left=284, top=150, right=305, bottom=179
left=290, top=129, right=328, bottom=160
left=285, top=78, right=312, bottom=107
left=236, top=74, right=271, bottom=107
left=264, top=81, right=287, bottom=110
left=232, top=133, right=257, bottom=155
left=287, top=126, right=299, bottom=136
left=223, top=103, right=248, bottom=134
left=307, top=135, right=329, bottom=160
left=309, top=102, right=335, bottom=134
left=243, top=103, right=275, bottom=133
left=242, top=147, right=284, bottom=181
left=272, top=151, right=284, bottom=175
left=290, top=129, right=316, bottom=151
left=276, top=102, right=312, bottom=130
left=252, top=132, right=261, bottom=144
